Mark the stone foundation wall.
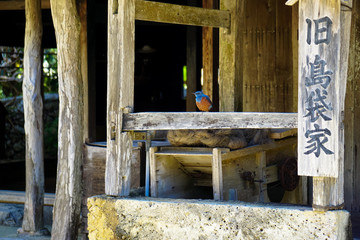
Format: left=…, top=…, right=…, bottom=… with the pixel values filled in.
left=87, top=196, right=352, bottom=240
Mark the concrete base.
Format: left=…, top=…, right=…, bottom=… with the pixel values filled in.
left=87, top=195, right=352, bottom=240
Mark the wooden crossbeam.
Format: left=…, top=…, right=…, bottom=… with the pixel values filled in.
left=135, top=0, right=230, bottom=28
left=0, top=190, right=55, bottom=206
left=123, top=112, right=297, bottom=131
left=0, top=0, right=50, bottom=10
left=286, top=0, right=352, bottom=8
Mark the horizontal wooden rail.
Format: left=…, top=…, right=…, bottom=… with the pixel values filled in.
left=0, top=190, right=55, bottom=206
left=135, top=0, right=230, bottom=28
left=0, top=0, right=50, bottom=10
left=123, top=112, right=298, bottom=131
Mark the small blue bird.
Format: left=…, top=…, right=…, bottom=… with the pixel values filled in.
left=193, top=91, right=213, bottom=112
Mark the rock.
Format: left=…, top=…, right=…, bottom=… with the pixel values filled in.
left=0, top=204, right=23, bottom=227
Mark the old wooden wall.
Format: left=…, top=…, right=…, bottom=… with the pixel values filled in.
left=240, top=0, right=294, bottom=112
left=345, top=0, right=360, bottom=213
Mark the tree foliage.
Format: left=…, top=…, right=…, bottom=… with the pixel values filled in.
left=0, top=46, right=58, bottom=99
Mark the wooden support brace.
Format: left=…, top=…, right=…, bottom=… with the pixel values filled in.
left=135, top=0, right=230, bottom=29
left=149, top=147, right=158, bottom=197
left=219, top=0, right=244, bottom=112
left=106, top=0, right=135, bottom=196
left=212, top=148, right=223, bottom=200
left=256, top=151, right=267, bottom=202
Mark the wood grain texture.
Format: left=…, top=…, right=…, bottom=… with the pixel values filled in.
left=21, top=0, right=45, bottom=234
left=123, top=112, right=297, bottom=130
left=343, top=0, right=359, bottom=212
left=106, top=0, right=135, bottom=196
left=212, top=148, right=223, bottom=200
left=219, top=0, right=243, bottom=112
left=202, top=0, right=214, bottom=100
left=0, top=0, right=50, bottom=10
left=135, top=0, right=230, bottom=28
left=50, top=0, right=84, bottom=238
left=298, top=0, right=341, bottom=177
left=312, top=3, right=351, bottom=210
left=0, top=190, right=54, bottom=206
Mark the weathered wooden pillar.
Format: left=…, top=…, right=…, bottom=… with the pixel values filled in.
left=297, top=0, right=351, bottom=210
left=18, top=0, right=47, bottom=236
left=186, top=0, right=198, bottom=112
left=50, top=0, right=84, bottom=239
left=344, top=0, right=360, bottom=212
left=106, top=0, right=135, bottom=196
left=219, top=0, right=244, bottom=112
left=202, top=0, right=214, bottom=100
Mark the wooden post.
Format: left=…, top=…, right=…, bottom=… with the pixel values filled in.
left=186, top=0, right=198, bottom=112
left=202, top=0, right=213, bottom=100
left=19, top=0, right=47, bottom=235
left=219, top=0, right=243, bottom=112
left=256, top=151, right=267, bottom=202
left=79, top=0, right=89, bottom=142
left=212, top=148, right=223, bottom=200
left=297, top=0, right=351, bottom=210
left=50, top=0, right=84, bottom=238
left=106, top=0, right=135, bottom=196
left=149, top=147, right=158, bottom=197
left=344, top=0, right=360, bottom=212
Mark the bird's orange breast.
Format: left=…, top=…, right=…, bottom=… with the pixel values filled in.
left=196, top=97, right=212, bottom=112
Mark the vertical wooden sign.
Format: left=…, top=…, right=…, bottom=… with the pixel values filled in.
left=298, top=0, right=341, bottom=177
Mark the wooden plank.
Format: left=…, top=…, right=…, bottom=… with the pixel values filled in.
left=135, top=0, right=230, bottom=29
left=123, top=112, right=298, bottom=130
left=149, top=147, right=157, bottom=197
left=256, top=151, right=267, bottom=202
left=270, top=128, right=297, bottom=139
left=219, top=0, right=243, bottom=112
left=186, top=24, right=198, bottom=112
left=312, top=3, right=352, bottom=210
left=285, top=0, right=298, bottom=6
left=265, top=165, right=279, bottom=184
left=202, top=0, right=214, bottom=100
left=105, top=0, right=135, bottom=196
left=80, top=0, right=89, bottom=142
left=222, top=137, right=297, bottom=161
left=292, top=3, right=299, bottom=112
left=298, top=0, right=342, bottom=177
left=212, top=148, right=223, bottom=200
left=0, top=190, right=55, bottom=206
left=0, top=0, right=50, bottom=10
left=184, top=166, right=213, bottom=175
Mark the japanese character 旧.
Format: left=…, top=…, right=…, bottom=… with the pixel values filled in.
left=193, top=91, right=213, bottom=112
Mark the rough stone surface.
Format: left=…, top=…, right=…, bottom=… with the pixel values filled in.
left=87, top=196, right=352, bottom=240
left=0, top=203, right=53, bottom=228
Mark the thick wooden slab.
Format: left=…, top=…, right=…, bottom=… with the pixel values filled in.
left=123, top=112, right=298, bottom=130
left=298, top=0, right=342, bottom=177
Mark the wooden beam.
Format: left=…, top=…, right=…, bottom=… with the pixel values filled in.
left=0, top=190, right=54, bottom=206
left=219, top=0, right=244, bottom=112
left=50, top=0, right=84, bottom=238
left=106, top=0, right=135, bottom=196
left=212, top=148, right=223, bottom=200
left=123, top=112, right=298, bottom=131
left=310, top=1, right=351, bottom=210
left=135, top=0, right=230, bottom=29
left=285, top=0, right=298, bottom=6
left=202, top=0, right=214, bottom=100
left=0, top=0, right=50, bottom=10
left=20, top=0, right=45, bottom=233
